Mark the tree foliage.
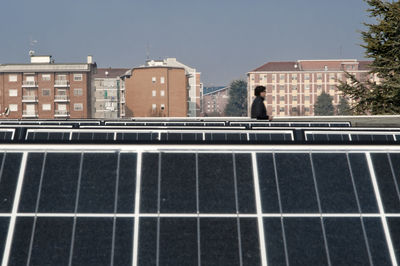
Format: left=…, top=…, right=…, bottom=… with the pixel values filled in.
left=314, top=92, right=334, bottom=116
left=225, top=79, right=248, bottom=116
left=336, top=97, right=352, bottom=115
left=337, top=0, right=400, bottom=114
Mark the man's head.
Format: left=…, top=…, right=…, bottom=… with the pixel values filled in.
left=254, top=86, right=266, bottom=97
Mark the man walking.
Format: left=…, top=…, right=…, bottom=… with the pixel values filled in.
left=251, top=86, right=270, bottom=120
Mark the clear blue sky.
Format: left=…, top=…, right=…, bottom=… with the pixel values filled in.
left=0, top=0, right=371, bottom=86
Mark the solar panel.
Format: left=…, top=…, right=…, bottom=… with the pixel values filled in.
left=230, top=121, right=351, bottom=128
left=24, top=129, right=295, bottom=143
left=0, top=145, right=397, bottom=265
left=305, top=130, right=400, bottom=142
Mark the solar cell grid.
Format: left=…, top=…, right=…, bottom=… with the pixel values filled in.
left=0, top=147, right=398, bottom=265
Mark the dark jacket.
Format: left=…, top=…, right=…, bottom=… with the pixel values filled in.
left=251, top=96, right=269, bottom=119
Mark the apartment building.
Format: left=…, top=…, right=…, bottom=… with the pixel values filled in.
left=123, top=65, right=188, bottom=117
left=144, top=58, right=202, bottom=116
left=0, top=54, right=96, bottom=119
left=202, top=86, right=229, bottom=116
left=247, top=59, right=373, bottom=116
left=92, top=68, right=128, bottom=119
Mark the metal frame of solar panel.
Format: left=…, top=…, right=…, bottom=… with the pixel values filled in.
left=24, top=128, right=295, bottom=143
left=0, top=144, right=398, bottom=265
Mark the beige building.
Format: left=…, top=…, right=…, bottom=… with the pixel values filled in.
left=123, top=66, right=188, bottom=117
left=247, top=59, right=374, bottom=116
left=0, top=54, right=96, bottom=119
left=92, top=68, right=128, bottom=119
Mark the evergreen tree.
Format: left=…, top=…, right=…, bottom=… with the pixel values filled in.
left=314, top=92, right=334, bottom=116
left=336, top=97, right=352, bottom=115
left=337, top=0, right=400, bottom=114
left=225, top=79, right=248, bottom=116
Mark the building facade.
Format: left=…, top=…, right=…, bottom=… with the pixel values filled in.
left=123, top=66, right=188, bottom=117
left=202, top=86, right=229, bottom=116
left=144, top=58, right=202, bottom=116
left=92, top=68, right=128, bottom=119
left=247, top=59, right=374, bottom=116
left=0, top=55, right=96, bottom=119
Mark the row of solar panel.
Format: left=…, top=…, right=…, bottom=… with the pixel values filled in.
left=0, top=152, right=398, bottom=214
left=14, top=129, right=400, bottom=143
left=0, top=120, right=351, bottom=128
left=1, top=216, right=396, bottom=265
left=0, top=151, right=398, bottom=265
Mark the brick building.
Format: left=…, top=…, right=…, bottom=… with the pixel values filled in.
left=92, top=68, right=128, bottom=119
left=142, top=58, right=202, bottom=116
left=123, top=66, right=188, bottom=117
left=0, top=55, right=96, bottom=119
left=247, top=59, right=375, bottom=116
left=202, top=86, right=229, bottom=116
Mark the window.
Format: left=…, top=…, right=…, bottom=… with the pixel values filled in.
left=9, top=75, right=17, bottom=82
left=152, top=77, right=156, bottom=83
left=42, top=104, right=51, bottom=111
left=317, top=73, right=322, bottom=80
left=42, top=89, right=51, bottom=96
left=42, top=74, right=51, bottom=81
left=292, top=96, right=297, bottom=101
left=337, top=73, right=342, bottom=80
left=160, top=90, right=165, bottom=97
left=74, top=88, right=83, bottom=96
left=305, top=107, right=310, bottom=112
left=329, top=74, right=336, bottom=81
left=304, top=74, right=310, bottom=80
left=73, top=74, right=83, bottom=81
left=152, top=104, right=157, bottom=110
left=292, top=86, right=297, bottom=91
left=280, top=96, right=285, bottom=102
left=279, top=107, right=285, bottom=112
left=280, top=85, right=285, bottom=91
left=9, top=104, right=18, bottom=111
left=305, top=96, right=310, bottom=101
left=279, top=74, right=285, bottom=81
left=152, top=90, right=156, bottom=97
left=160, top=77, right=165, bottom=84
left=161, top=104, right=165, bottom=110
left=74, top=103, right=83, bottom=111
left=272, top=74, right=276, bottom=81
left=292, top=74, right=297, bottom=81
left=317, top=85, right=322, bottom=91
left=56, top=74, right=67, bottom=80
left=304, top=85, right=310, bottom=90
left=292, top=107, right=297, bottom=112
left=9, top=89, right=17, bottom=97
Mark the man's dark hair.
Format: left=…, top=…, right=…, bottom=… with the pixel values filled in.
left=254, top=86, right=266, bottom=96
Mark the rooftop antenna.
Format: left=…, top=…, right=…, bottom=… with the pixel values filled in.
left=29, top=36, right=38, bottom=56
left=146, top=42, right=150, bottom=60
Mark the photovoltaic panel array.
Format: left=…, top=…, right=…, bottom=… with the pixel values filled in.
left=0, top=146, right=398, bottom=265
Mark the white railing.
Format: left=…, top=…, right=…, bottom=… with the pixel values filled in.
left=54, top=110, right=69, bottom=116
left=22, top=96, right=38, bottom=102
left=54, top=80, right=69, bottom=86
left=22, top=81, right=37, bottom=87
left=54, top=95, right=69, bottom=101
left=22, top=111, right=38, bottom=117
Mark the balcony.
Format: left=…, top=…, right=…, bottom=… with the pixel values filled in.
left=54, top=110, right=70, bottom=117
left=22, top=81, right=38, bottom=87
left=22, top=111, right=38, bottom=118
left=22, top=96, right=38, bottom=102
left=54, top=80, right=70, bottom=87
left=54, top=95, right=70, bottom=102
